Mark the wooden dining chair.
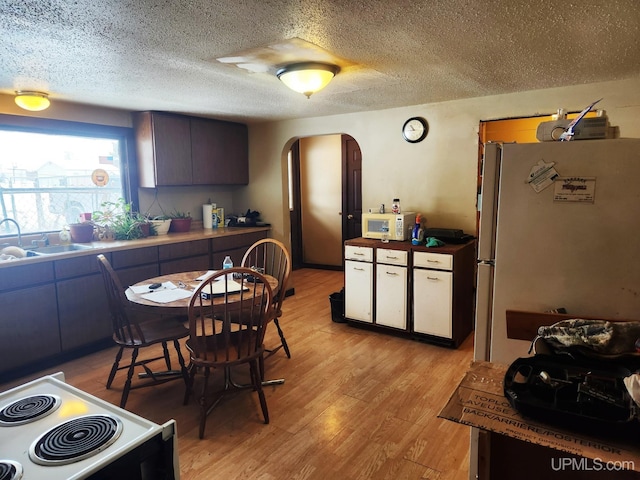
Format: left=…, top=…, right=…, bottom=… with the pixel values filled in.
left=97, top=254, right=189, bottom=408
left=183, top=267, right=273, bottom=439
left=241, top=238, right=292, bottom=358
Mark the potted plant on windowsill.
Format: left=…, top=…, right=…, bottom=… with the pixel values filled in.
left=93, top=198, right=152, bottom=240
left=168, top=210, right=192, bottom=233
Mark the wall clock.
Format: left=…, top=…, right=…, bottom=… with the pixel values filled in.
left=402, top=117, right=428, bottom=143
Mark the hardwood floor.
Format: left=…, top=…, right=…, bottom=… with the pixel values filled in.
left=2, top=268, right=474, bottom=480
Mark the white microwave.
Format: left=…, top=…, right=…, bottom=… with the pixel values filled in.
left=361, top=212, right=415, bottom=241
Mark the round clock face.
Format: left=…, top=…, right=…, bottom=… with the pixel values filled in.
left=402, top=117, right=428, bottom=143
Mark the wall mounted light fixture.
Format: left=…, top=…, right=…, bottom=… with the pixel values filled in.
left=276, top=62, right=339, bottom=98
left=14, top=91, right=51, bottom=111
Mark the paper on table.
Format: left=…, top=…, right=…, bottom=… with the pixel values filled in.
left=198, top=279, right=248, bottom=297
left=129, top=281, right=177, bottom=294
left=196, top=271, right=218, bottom=281
left=140, top=288, right=194, bottom=303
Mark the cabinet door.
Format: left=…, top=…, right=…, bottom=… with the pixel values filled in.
left=345, top=260, right=373, bottom=322
left=191, top=118, right=248, bottom=185
left=0, top=284, right=60, bottom=374
left=413, top=268, right=453, bottom=338
left=57, top=273, right=112, bottom=351
left=135, top=112, right=192, bottom=187
left=153, top=113, right=192, bottom=185
left=376, top=264, right=407, bottom=329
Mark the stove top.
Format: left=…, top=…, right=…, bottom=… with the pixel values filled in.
left=0, top=394, right=61, bottom=426
left=0, top=372, right=172, bottom=480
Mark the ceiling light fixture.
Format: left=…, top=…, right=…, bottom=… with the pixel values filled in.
left=276, top=62, right=340, bottom=98
left=14, top=91, right=51, bottom=111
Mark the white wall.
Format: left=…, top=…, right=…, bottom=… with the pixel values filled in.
left=239, top=77, right=640, bottom=249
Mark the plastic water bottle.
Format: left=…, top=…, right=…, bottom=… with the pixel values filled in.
left=222, top=255, right=233, bottom=279
left=222, top=255, right=233, bottom=270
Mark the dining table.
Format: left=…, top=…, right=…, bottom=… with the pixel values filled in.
left=125, top=270, right=284, bottom=387
left=125, top=270, right=279, bottom=314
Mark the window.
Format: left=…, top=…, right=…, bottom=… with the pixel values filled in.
left=0, top=115, right=137, bottom=236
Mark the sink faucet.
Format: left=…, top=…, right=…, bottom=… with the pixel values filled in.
left=0, top=218, right=22, bottom=247
left=32, top=233, right=50, bottom=248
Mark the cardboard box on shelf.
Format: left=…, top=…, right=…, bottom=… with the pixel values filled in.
left=439, top=361, right=640, bottom=471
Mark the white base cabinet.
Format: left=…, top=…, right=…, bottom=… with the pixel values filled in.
left=413, top=267, right=453, bottom=338
left=375, top=248, right=408, bottom=329
left=345, top=245, right=374, bottom=323
left=345, top=238, right=475, bottom=347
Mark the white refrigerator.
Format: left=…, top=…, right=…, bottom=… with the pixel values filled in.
left=474, top=138, right=640, bottom=365
left=469, top=138, right=640, bottom=480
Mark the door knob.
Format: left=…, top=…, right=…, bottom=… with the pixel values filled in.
left=347, top=214, right=354, bottom=219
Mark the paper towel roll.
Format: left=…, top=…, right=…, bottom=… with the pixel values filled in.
left=203, top=204, right=213, bottom=229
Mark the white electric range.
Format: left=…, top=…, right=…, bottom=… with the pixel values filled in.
left=0, top=372, right=178, bottom=480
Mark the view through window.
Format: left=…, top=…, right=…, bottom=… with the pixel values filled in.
left=0, top=130, right=124, bottom=235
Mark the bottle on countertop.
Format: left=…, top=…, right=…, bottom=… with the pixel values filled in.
left=391, top=198, right=401, bottom=214
left=411, top=214, right=425, bottom=246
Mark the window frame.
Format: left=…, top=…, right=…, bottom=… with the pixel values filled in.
left=0, top=114, right=139, bottom=228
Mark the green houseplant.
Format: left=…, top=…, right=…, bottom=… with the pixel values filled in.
left=93, top=198, right=152, bottom=240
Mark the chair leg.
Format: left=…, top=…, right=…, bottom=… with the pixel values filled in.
left=259, top=354, right=265, bottom=383
left=199, top=367, right=211, bottom=439
left=162, top=341, right=172, bottom=370
left=184, top=362, right=197, bottom=405
left=173, top=339, right=189, bottom=388
left=107, top=346, right=124, bottom=389
left=120, top=348, right=139, bottom=408
left=250, top=359, right=269, bottom=424
left=273, top=317, right=291, bottom=358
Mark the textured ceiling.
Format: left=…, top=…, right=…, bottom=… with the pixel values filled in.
left=1, top=0, right=639, bottom=123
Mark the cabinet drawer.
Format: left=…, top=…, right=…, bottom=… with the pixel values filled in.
left=0, top=262, right=54, bottom=291
left=55, top=253, right=105, bottom=279
left=376, top=248, right=408, bottom=266
left=159, top=239, right=209, bottom=260
left=345, top=245, right=373, bottom=262
left=111, top=246, right=158, bottom=269
left=413, top=251, right=453, bottom=271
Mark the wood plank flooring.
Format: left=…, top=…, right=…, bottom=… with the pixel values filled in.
left=1, top=268, right=474, bottom=480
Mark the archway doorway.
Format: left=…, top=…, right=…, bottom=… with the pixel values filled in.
left=289, top=134, right=362, bottom=270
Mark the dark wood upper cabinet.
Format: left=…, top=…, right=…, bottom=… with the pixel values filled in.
left=134, top=111, right=248, bottom=187
left=134, top=112, right=192, bottom=187
left=191, top=117, right=248, bottom=185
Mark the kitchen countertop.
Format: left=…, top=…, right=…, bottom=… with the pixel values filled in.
left=0, top=226, right=270, bottom=269
left=345, top=237, right=475, bottom=254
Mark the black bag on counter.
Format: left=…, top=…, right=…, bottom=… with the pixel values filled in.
left=503, top=354, right=639, bottom=438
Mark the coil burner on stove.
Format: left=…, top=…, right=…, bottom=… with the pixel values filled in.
left=0, top=460, right=23, bottom=480
left=29, top=414, right=123, bottom=466
left=0, top=395, right=61, bottom=426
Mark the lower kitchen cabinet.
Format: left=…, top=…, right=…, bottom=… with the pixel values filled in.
left=345, top=259, right=373, bottom=322
left=211, top=230, right=268, bottom=268
left=159, top=239, right=210, bottom=274
left=413, top=267, right=453, bottom=338
left=0, top=228, right=270, bottom=380
left=0, top=284, right=60, bottom=373
left=375, top=248, right=409, bottom=330
left=57, top=274, right=112, bottom=352
left=344, top=238, right=475, bottom=347
left=412, top=243, right=475, bottom=347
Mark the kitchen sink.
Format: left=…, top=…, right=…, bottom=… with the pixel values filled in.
left=26, top=243, right=95, bottom=255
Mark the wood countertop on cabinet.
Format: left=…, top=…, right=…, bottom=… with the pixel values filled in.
left=345, top=237, right=476, bottom=254
left=0, top=226, right=270, bottom=269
